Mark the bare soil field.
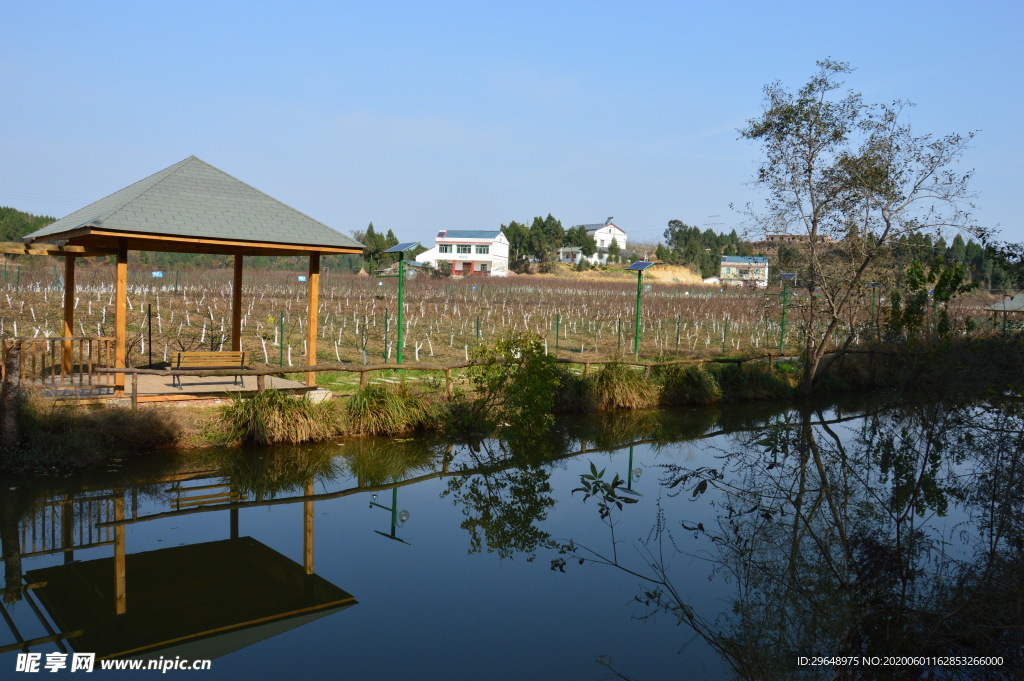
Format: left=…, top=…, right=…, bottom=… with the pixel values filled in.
left=0, top=258, right=1001, bottom=371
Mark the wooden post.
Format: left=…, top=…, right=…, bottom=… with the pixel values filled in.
left=303, top=481, right=315, bottom=575
left=445, top=368, right=453, bottom=398
left=230, top=508, right=239, bottom=540
left=62, top=256, right=75, bottom=375
left=1, top=340, right=21, bottom=449
left=583, top=362, right=590, bottom=376
left=62, top=496, right=74, bottom=564
left=114, top=239, right=128, bottom=396
left=114, top=491, right=126, bottom=614
left=131, top=372, right=138, bottom=411
left=231, top=254, right=243, bottom=352
left=359, top=370, right=368, bottom=388
left=306, top=253, right=320, bottom=387
left=256, top=374, right=266, bottom=392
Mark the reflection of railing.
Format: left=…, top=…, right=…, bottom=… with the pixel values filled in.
left=1, top=336, right=115, bottom=388
left=167, top=480, right=245, bottom=510
left=16, top=494, right=116, bottom=559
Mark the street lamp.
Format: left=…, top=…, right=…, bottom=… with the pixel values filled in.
left=381, top=242, right=421, bottom=364
left=625, top=261, right=657, bottom=360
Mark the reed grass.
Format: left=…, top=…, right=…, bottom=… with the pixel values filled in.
left=590, top=363, right=659, bottom=410
left=220, top=389, right=344, bottom=445
left=1, top=390, right=180, bottom=473
left=655, top=364, right=723, bottom=406
left=345, top=383, right=437, bottom=436
left=708, top=363, right=794, bottom=401
left=552, top=367, right=597, bottom=413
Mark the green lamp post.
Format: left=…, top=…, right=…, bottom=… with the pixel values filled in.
left=380, top=242, right=421, bottom=364
left=777, top=272, right=796, bottom=352
left=625, top=261, right=656, bottom=360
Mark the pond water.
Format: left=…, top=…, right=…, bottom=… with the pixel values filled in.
left=1, top=396, right=1020, bottom=680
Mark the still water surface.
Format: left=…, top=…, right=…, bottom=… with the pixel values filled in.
left=1, top=397, right=1020, bottom=680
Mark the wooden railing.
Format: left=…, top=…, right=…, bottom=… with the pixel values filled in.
left=1, top=336, right=115, bottom=387
left=94, top=352, right=801, bottom=409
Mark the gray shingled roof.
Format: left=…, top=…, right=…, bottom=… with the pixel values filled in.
left=24, top=156, right=363, bottom=251
left=985, top=293, right=1024, bottom=313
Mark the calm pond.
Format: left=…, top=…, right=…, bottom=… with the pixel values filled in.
left=1, top=397, right=1020, bottom=680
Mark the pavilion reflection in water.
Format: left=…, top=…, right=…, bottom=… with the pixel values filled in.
left=0, top=474, right=356, bottom=660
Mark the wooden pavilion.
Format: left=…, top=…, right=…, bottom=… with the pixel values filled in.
left=16, top=156, right=363, bottom=397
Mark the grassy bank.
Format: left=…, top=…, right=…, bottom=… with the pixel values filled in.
left=3, top=334, right=1022, bottom=474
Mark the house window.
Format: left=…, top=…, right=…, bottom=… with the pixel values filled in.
left=439, top=244, right=452, bottom=254
left=457, top=245, right=472, bottom=254
left=479, top=263, right=488, bottom=272
left=475, top=245, right=489, bottom=255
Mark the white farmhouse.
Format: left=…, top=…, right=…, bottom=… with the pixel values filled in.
left=416, top=229, right=510, bottom=276
left=720, top=255, right=769, bottom=288
left=556, top=218, right=628, bottom=265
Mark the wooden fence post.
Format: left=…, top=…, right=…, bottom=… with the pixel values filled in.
left=360, top=370, right=369, bottom=388
left=1, top=340, right=21, bottom=448
left=131, top=372, right=138, bottom=411
left=256, top=374, right=266, bottom=393
left=445, top=368, right=453, bottom=398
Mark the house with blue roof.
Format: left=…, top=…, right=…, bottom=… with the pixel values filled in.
left=416, top=229, right=510, bottom=276
left=720, top=255, right=769, bottom=288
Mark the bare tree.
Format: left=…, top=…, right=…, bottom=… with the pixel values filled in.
left=741, top=60, right=980, bottom=391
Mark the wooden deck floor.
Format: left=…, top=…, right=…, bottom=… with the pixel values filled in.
left=32, top=373, right=309, bottom=402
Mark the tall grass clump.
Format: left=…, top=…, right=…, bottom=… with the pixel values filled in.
left=590, top=363, right=658, bottom=410
left=655, top=364, right=723, bottom=406
left=345, top=383, right=436, bottom=436
left=708, top=362, right=794, bottom=402
left=220, top=389, right=344, bottom=445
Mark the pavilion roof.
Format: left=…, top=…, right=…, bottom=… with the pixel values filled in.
left=985, top=293, right=1024, bottom=313
left=24, top=156, right=363, bottom=255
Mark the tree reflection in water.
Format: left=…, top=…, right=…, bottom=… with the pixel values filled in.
left=562, top=400, right=1024, bottom=680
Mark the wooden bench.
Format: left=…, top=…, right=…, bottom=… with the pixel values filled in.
left=172, top=351, right=249, bottom=389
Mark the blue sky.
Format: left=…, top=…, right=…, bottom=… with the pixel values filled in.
left=3, top=1, right=1021, bottom=246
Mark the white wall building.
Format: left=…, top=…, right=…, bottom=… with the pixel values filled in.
left=720, top=256, right=769, bottom=288
left=556, top=218, right=629, bottom=265
left=416, top=229, right=510, bottom=276
left=583, top=218, right=627, bottom=249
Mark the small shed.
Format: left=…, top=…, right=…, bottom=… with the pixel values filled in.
left=17, top=156, right=363, bottom=395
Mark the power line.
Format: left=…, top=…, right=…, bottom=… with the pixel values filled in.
left=0, top=188, right=87, bottom=207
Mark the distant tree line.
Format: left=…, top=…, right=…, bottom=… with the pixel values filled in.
left=3, top=205, right=1020, bottom=289
left=501, top=214, right=631, bottom=271
left=653, top=220, right=750, bottom=278
left=0, top=206, right=56, bottom=242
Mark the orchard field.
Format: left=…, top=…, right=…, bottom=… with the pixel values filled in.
left=0, top=257, right=1000, bottom=373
